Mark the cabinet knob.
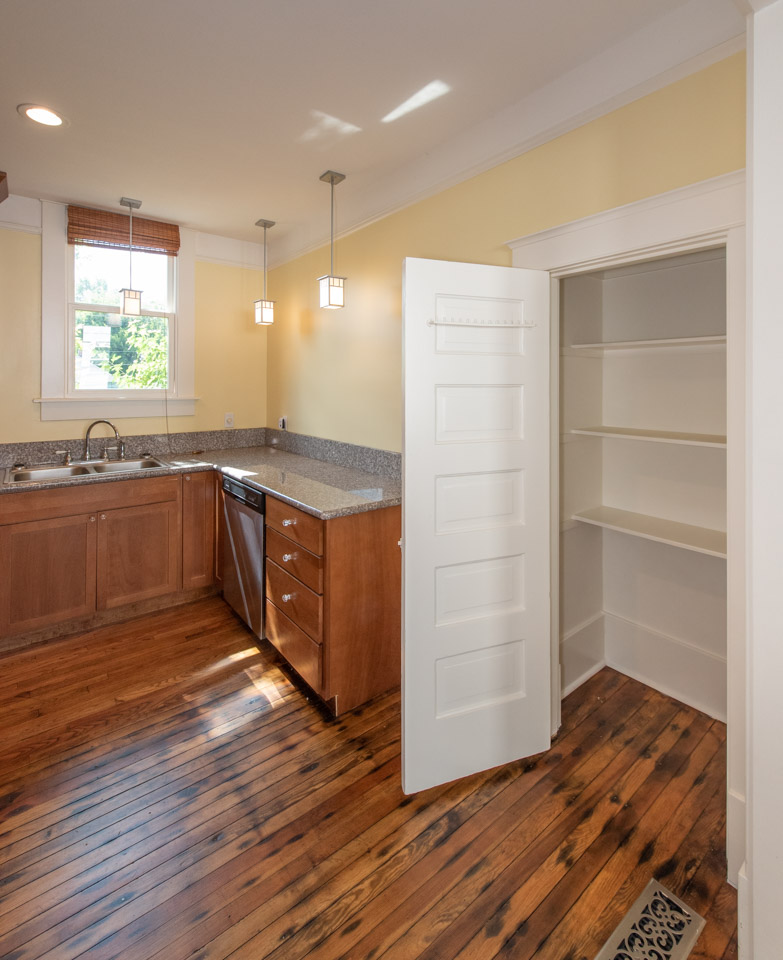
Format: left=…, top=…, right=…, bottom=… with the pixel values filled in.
left=282, top=553, right=297, bottom=563
left=282, top=518, right=297, bottom=527
left=89, top=516, right=96, bottom=522
left=184, top=475, right=191, bottom=482
left=281, top=593, right=295, bottom=603
left=100, top=514, right=106, bottom=521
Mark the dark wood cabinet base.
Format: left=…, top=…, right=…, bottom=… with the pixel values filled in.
left=263, top=500, right=401, bottom=716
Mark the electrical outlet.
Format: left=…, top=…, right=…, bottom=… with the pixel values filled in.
left=278, top=417, right=287, bottom=430
left=224, top=413, right=235, bottom=429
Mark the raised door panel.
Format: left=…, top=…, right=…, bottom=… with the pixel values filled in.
left=96, top=501, right=180, bottom=610
left=182, top=472, right=217, bottom=590
left=0, top=514, right=97, bottom=635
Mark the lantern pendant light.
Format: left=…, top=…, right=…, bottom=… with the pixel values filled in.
left=119, top=197, right=142, bottom=316
left=254, top=219, right=276, bottom=325
left=317, top=171, right=346, bottom=309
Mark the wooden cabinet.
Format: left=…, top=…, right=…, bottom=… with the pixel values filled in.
left=182, top=471, right=217, bottom=590
left=96, top=500, right=180, bottom=609
left=0, top=475, right=183, bottom=640
left=264, top=497, right=401, bottom=715
left=0, top=513, right=97, bottom=635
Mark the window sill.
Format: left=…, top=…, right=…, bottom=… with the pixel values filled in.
left=34, top=396, right=198, bottom=421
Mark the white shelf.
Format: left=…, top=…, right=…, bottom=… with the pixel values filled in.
left=570, top=335, right=726, bottom=351
left=571, top=425, right=726, bottom=448
left=572, top=505, right=727, bottom=558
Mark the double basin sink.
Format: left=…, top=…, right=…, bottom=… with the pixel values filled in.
left=4, top=457, right=168, bottom=485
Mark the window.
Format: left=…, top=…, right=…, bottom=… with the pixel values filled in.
left=70, top=244, right=174, bottom=392
left=39, top=200, right=196, bottom=420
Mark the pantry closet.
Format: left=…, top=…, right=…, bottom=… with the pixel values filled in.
left=509, top=172, right=746, bottom=881
left=559, top=249, right=727, bottom=718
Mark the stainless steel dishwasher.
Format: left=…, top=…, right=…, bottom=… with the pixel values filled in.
left=220, top=475, right=265, bottom=638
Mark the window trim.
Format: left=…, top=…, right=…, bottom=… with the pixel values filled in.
left=38, top=200, right=196, bottom=420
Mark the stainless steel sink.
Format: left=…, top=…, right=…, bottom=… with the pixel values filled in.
left=4, top=456, right=168, bottom=485
left=9, top=465, right=93, bottom=482
left=91, top=458, right=164, bottom=473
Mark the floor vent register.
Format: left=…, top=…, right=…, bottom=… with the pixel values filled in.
left=593, top=880, right=706, bottom=960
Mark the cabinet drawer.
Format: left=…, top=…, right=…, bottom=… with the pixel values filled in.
left=266, top=497, right=323, bottom=556
left=265, top=601, right=322, bottom=694
left=265, top=560, right=322, bottom=642
left=265, top=527, right=323, bottom=594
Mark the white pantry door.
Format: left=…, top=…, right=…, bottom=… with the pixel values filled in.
left=402, top=257, right=551, bottom=793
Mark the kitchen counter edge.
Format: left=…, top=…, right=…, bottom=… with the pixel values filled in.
left=0, top=449, right=401, bottom=521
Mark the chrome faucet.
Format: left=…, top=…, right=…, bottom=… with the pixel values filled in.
left=82, top=420, right=125, bottom=462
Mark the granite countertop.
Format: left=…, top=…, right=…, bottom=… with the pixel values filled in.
left=1, top=445, right=401, bottom=520
left=178, top=446, right=401, bottom=519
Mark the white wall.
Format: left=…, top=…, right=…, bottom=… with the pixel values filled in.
left=745, top=2, right=783, bottom=956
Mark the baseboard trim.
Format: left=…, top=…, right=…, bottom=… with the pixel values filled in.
left=604, top=612, right=726, bottom=721
left=737, top=861, right=750, bottom=960
left=726, top=788, right=746, bottom=885
left=562, top=659, right=606, bottom=698
left=560, top=612, right=606, bottom=696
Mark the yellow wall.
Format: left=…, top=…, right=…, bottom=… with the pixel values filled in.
left=193, top=260, right=267, bottom=434
left=0, top=54, right=746, bottom=450
left=0, top=234, right=266, bottom=443
left=267, top=53, right=746, bottom=452
left=0, top=229, right=42, bottom=442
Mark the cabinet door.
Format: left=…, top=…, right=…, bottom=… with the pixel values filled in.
left=0, top=513, right=97, bottom=635
left=182, top=472, right=216, bottom=590
left=96, top=501, right=180, bottom=610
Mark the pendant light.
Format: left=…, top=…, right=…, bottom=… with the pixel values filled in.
left=317, top=171, right=346, bottom=309
left=119, top=197, right=142, bottom=316
left=254, top=218, right=276, bottom=325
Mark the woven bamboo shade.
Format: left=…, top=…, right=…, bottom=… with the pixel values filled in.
left=67, top=205, right=180, bottom=256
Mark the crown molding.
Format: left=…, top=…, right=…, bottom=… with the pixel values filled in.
left=0, top=197, right=265, bottom=270
left=0, top=195, right=42, bottom=233
left=270, top=0, right=746, bottom=268
left=194, top=231, right=263, bottom=269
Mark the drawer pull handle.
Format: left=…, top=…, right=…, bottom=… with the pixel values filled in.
left=281, top=593, right=295, bottom=603
left=282, top=518, right=297, bottom=527
left=282, top=553, right=297, bottom=562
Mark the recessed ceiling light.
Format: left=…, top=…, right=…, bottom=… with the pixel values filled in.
left=17, top=103, right=67, bottom=126
left=381, top=80, right=451, bottom=124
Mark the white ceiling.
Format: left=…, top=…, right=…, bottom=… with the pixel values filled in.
left=1, top=0, right=745, bottom=265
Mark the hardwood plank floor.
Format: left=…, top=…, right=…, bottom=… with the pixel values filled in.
left=0, top=597, right=737, bottom=959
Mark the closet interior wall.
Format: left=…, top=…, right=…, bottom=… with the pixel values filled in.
left=559, top=248, right=727, bottom=721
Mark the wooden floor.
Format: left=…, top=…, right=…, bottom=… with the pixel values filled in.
left=0, top=597, right=737, bottom=960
